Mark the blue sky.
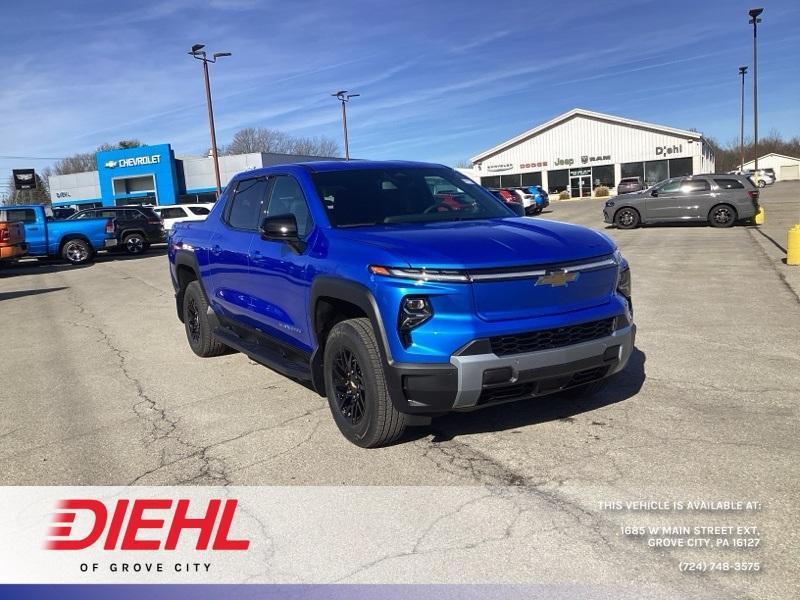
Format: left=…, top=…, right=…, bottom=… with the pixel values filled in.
left=1, top=0, right=798, bottom=174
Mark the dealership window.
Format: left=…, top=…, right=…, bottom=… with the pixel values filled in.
left=668, top=157, right=693, bottom=178
left=547, top=169, right=569, bottom=193
left=520, top=172, right=542, bottom=187
left=621, top=162, right=644, bottom=180
left=591, top=165, right=614, bottom=188
left=481, top=176, right=501, bottom=188
left=500, top=174, right=522, bottom=187
left=644, top=160, right=668, bottom=186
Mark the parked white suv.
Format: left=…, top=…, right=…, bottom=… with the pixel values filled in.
left=153, top=204, right=212, bottom=231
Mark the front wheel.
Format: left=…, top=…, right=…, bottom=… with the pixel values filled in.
left=708, top=204, right=737, bottom=228
left=324, top=318, right=409, bottom=448
left=61, top=238, right=93, bottom=265
left=123, top=233, right=147, bottom=255
left=182, top=281, right=229, bottom=357
left=614, top=207, right=640, bottom=229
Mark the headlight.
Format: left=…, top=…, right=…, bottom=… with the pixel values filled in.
left=398, top=296, right=432, bottom=347
left=617, top=266, right=631, bottom=299
left=369, top=265, right=469, bottom=283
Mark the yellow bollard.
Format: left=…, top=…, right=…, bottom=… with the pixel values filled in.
left=788, top=225, right=800, bottom=266
left=754, top=207, right=765, bottom=225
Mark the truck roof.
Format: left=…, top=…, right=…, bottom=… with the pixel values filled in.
left=232, top=160, right=448, bottom=182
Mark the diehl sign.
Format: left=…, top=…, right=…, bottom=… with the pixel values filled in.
left=105, top=155, right=161, bottom=169
left=656, top=144, right=683, bottom=156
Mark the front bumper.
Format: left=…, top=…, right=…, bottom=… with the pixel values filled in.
left=387, top=324, right=635, bottom=413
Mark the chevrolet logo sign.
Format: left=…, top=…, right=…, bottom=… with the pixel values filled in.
left=535, top=271, right=579, bottom=287
left=104, top=160, right=118, bottom=168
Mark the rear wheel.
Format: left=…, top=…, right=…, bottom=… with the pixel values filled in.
left=758, top=180, right=766, bottom=188
left=123, top=232, right=147, bottom=255
left=324, top=318, right=409, bottom=448
left=61, top=238, right=93, bottom=265
left=614, top=207, right=640, bottom=229
left=708, top=204, right=737, bottom=228
left=182, top=281, right=228, bottom=357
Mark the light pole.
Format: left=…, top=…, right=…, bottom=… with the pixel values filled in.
left=189, top=43, right=231, bottom=198
left=332, top=90, right=359, bottom=160
left=748, top=8, right=763, bottom=171
left=738, top=65, right=748, bottom=171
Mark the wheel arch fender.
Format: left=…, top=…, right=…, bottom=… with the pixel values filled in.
left=173, top=249, right=213, bottom=322
left=309, top=276, right=394, bottom=396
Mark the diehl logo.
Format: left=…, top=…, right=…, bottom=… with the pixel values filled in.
left=656, top=144, right=683, bottom=156
left=105, top=155, right=161, bottom=169
left=45, top=498, right=250, bottom=550
left=536, top=271, right=579, bottom=287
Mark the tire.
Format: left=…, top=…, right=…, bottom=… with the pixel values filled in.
left=758, top=180, right=766, bottom=188
left=182, top=280, right=228, bottom=357
left=61, top=238, right=93, bottom=265
left=708, top=204, right=737, bottom=228
left=614, top=207, right=640, bottom=229
left=123, top=232, right=147, bottom=255
left=324, top=318, right=409, bottom=448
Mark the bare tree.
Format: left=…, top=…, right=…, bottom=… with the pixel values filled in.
left=220, top=127, right=340, bottom=157
left=46, top=140, right=145, bottom=177
left=4, top=173, right=50, bottom=206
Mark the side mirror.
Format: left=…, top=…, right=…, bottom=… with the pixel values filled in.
left=259, top=214, right=305, bottom=252
left=508, top=202, right=525, bottom=217
left=650, top=189, right=658, bottom=197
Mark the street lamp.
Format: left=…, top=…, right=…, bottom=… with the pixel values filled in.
left=738, top=65, right=748, bottom=171
left=748, top=8, right=763, bottom=171
left=189, top=43, right=232, bottom=198
left=332, top=90, right=359, bottom=160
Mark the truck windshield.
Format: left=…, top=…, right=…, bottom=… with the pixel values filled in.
left=311, top=167, right=513, bottom=227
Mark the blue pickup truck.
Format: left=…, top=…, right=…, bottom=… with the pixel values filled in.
left=168, top=161, right=634, bottom=447
left=0, top=204, right=118, bottom=265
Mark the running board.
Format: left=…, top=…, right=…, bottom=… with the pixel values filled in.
left=213, top=327, right=312, bottom=383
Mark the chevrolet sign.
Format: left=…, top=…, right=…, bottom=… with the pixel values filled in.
left=105, top=155, right=161, bottom=168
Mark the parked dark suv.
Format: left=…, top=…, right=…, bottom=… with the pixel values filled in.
left=617, top=177, right=645, bottom=195
left=69, top=205, right=165, bottom=254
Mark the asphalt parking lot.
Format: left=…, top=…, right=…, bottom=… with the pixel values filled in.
left=1, top=183, right=798, bottom=596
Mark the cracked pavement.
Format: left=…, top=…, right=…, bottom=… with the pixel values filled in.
left=1, top=183, right=798, bottom=597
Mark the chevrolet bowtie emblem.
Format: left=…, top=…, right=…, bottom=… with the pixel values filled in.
left=536, top=271, right=579, bottom=287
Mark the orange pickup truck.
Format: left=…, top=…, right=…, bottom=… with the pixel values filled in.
left=0, top=221, right=27, bottom=263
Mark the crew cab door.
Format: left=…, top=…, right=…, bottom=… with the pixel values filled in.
left=645, top=178, right=682, bottom=221
left=677, top=177, right=713, bottom=219
left=206, top=177, right=268, bottom=323
left=246, top=174, right=315, bottom=351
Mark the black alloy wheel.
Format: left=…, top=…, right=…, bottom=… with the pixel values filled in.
left=332, top=348, right=366, bottom=425
left=709, top=205, right=737, bottom=228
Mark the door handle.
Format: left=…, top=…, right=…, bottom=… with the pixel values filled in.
left=211, top=244, right=222, bottom=255
left=250, top=249, right=261, bottom=258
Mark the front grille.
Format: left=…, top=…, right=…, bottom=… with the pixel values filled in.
left=477, top=365, right=610, bottom=405
left=490, top=317, right=615, bottom=356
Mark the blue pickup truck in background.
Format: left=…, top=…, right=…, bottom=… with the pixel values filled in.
left=0, top=204, right=117, bottom=264
left=168, top=161, right=634, bottom=447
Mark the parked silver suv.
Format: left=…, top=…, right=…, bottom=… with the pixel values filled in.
left=603, top=174, right=759, bottom=229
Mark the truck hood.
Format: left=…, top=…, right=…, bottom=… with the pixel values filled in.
left=335, top=218, right=615, bottom=269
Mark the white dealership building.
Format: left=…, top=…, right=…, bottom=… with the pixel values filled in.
left=470, top=108, right=715, bottom=197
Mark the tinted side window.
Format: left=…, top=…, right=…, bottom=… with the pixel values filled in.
left=659, top=179, right=682, bottom=193
left=188, top=206, right=210, bottom=215
left=713, top=178, right=744, bottom=190
left=225, top=178, right=267, bottom=230
left=681, top=179, right=710, bottom=193
left=161, top=208, right=186, bottom=219
left=5, top=209, right=36, bottom=223
left=265, top=176, right=312, bottom=236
